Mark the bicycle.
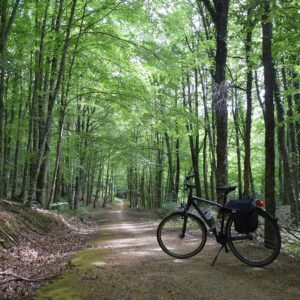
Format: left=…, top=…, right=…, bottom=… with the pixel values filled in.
left=157, top=174, right=281, bottom=267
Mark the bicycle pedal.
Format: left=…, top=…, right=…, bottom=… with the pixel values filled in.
left=207, top=230, right=215, bottom=237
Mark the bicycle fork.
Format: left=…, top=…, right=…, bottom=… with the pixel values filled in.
left=180, top=207, right=188, bottom=238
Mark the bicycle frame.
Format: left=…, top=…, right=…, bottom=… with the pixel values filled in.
left=184, top=186, right=230, bottom=245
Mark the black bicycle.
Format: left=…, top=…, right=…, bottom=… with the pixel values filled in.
left=157, top=174, right=281, bottom=267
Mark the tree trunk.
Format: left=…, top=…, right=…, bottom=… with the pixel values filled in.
left=201, top=0, right=230, bottom=199
left=19, top=52, right=34, bottom=201
left=74, top=176, right=80, bottom=210
left=0, top=0, right=21, bottom=197
left=175, top=137, right=180, bottom=199
left=36, top=140, right=49, bottom=206
left=12, top=76, right=24, bottom=199
left=244, top=18, right=253, bottom=196
left=293, top=72, right=300, bottom=203
left=94, top=161, right=103, bottom=208
left=164, top=132, right=176, bottom=201
left=47, top=106, right=65, bottom=208
left=281, top=65, right=299, bottom=202
left=199, top=69, right=216, bottom=199
left=183, top=74, right=202, bottom=197
left=3, top=80, right=13, bottom=197
left=155, top=133, right=163, bottom=208
left=250, top=165, right=256, bottom=197
left=262, top=0, right=276, bottom=217
left=255, top=70, right=266, bottom=120
left=127, top=166, right=133, bottom=207
left=102, top=164, right=110, bottom=208
left=32, top=0, right=51, bottom=205
left=140, top=168, right=145, bottom=208
left=214, top=1, right=230, bottom=195
left=274, top=74, right=299, bottom=222
left=232, top=90, right=242, bottom=198
left=203, top=130, right=209, bottom=199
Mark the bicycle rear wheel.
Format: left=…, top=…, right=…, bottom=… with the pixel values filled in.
left=157, top=212, right=207, bottom=259
left=226, top=208, right=281, bottom=267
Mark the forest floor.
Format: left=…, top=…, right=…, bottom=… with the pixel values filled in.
left=0, top=200, right=100, bottom=299
left=34, top=199, right=300, bottom=300
left=1, top=199, right=300, bottom=300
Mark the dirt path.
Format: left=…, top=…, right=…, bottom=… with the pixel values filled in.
left=36, top=200, right=300, bottom=300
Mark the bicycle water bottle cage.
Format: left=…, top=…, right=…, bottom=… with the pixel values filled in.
left=224, top=198, right=258, bottom=234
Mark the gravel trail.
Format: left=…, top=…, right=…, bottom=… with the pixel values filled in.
left=36, top=200, right=300, bottom=300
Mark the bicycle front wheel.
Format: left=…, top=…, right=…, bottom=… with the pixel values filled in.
left=157, top=212, right=207, bottom=259
left=226, top=208, right=281, bottom=267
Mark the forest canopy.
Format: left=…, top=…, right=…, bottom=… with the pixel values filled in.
left=0, top=0, right=299, bottom=224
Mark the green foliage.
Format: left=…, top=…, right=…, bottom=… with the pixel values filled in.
left=0, top=0, right=299, bottom=222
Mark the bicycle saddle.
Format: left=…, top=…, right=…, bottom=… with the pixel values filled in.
left=216, top=185, right=237, bottom=194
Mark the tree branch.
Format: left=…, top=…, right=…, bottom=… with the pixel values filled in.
left=75, top=30, right=159, bottom=59
left=184, top=32, right=194, bottom=53
left=0, top=227, right=18, bottom=246
left=5, top=0, right=21, bottom=40
left=80, top=0, right=127, bottom=33
left=198, top=0, right=217, bottom=23
left=0, top=271, right=59, bottom=285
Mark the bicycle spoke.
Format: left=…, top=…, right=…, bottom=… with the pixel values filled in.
left=157, top=213, right=207, bottom=259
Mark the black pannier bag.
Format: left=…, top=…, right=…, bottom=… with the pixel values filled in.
left=225, top=198, right=258, bottom=234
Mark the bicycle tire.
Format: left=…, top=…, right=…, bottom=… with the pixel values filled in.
left=226, top=208, right=281, bottom=267
left=157, top=212, right=207, bottom=259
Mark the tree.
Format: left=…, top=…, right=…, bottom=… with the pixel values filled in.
left=199, top=0, right=230, bottom=198
left=262, top=0, right=275, bottom=216
left=0, top=0, right=21, bottom=196
left=243, top=8, right=254, bottom=197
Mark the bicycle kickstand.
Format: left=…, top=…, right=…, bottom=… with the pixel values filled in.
left=211, top=245, right=225, bottom=267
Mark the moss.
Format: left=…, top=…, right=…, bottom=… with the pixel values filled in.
left=70, top=248, right=107, bottom=270
left=29, top=209, right=49, bottom=222
left=27, top=210, right=60, bottom=231
left=36, top=248, right=107, bottom=299
left=92, top=234, right=110, bottom=244
left=36, top=273, right=86, bottom=300
left=284, top=243, right=300, bottom=257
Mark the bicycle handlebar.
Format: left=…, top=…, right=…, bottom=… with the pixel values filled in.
left=184, top=174, right=195, bottom=190
left=185, top=174, right=195, bottom=181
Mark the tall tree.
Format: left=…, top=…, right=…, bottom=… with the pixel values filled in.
left=242, top=8, right=254, bottom=196
left=199, top=0, right=230, bottom=198
left=274, top=77, right=299, bottom=222
left=262, top=0, right=275, bottom=216
left=0, top=0, right=21, bottom=196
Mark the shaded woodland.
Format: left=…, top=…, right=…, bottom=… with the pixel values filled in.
left=0, top=0, right=299, bottom=225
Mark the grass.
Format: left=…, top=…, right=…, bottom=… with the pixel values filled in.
left=36, top=246, right=108, bottom=299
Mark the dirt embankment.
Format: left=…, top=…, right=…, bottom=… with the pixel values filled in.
left=0, top=200, right=100, bottom=300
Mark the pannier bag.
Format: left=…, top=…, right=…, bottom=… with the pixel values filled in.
left=225, top=198, right=258, bottom=234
